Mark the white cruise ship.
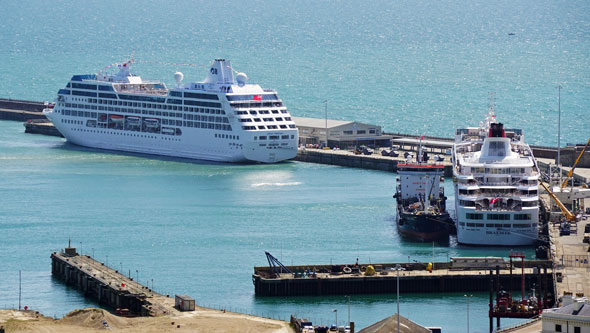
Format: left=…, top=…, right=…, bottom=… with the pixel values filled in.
left=452, top=109, right=539, bottom=246
left=43, top=59, right=298, bottom=163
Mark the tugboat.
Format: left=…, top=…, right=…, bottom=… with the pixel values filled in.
left=394, top=144, right=452, bottom=241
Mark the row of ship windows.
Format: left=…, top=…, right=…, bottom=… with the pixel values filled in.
left=59, top=108, right=230, bottom=124
left=239, top=117, right=292, bottom=123
left=64, top=91, right=222, bottom=108
left=260, top=143, right=290, bottom=147
left=230, top=101, right=283, bottom=108
left=465, top=212, right=532, bottom=220
left=469, top=167, right=527, bottom=174
left=460, top=178, right=537, bottom=185
left=63, top=115, right=233, bottom=134
left=63, top=118, right=183, bottom=135
left=242, top=125, right=296, bottom=131
left=458, top=189, right=538, bottom=195
left=94, top=120, right=232, bottom=132
left=213, top=133, right=240, bottom=140
left=459, top=222, right=535, bottom=228
left=60, top=103, right=225, bottom=117
left=63, top=98, right=224, bottom=113
left=71, top=127, right=182, bottom=141
left=183, top=122, right=232, bottom=131
left=60, top=107, right=181, bottom=118
left=235, top=110, right=288, bottom=115
left=254, top=135, right=294, bottom=140
left=459, top=200, right=538, bottom=207
left=92, top=98, right=226, bottom=114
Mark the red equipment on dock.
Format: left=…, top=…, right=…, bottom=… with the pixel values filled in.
left=490, top=252, right=546, bottom=320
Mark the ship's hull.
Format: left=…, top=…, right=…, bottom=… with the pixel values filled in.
left=45, top=110, right=297, bottom=163
left=396, top=206, right=451, bottom=242
left=454, top=205, right=539, bottom=246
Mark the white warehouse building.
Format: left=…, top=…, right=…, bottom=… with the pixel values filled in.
left=293, top=117, right=392, bottom=148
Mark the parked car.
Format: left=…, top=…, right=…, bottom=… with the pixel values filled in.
left=560, top=223, right=571, bottom=236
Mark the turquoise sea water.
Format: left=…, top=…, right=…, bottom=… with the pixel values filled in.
left=1, top=1, right=588, bottom=331
left=0, top=121, right=534, bottom=331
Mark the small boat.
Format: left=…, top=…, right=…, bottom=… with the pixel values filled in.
left=110, top=114, right=124, bottom=122
left=143, top=118, right=160, bottom=128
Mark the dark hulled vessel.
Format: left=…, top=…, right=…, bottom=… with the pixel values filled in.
left=394, top=153, right=452, bottom=241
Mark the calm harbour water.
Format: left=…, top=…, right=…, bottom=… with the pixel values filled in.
left=1, top=0, right=589, bottom=331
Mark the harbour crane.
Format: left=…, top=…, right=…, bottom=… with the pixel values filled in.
left=539, top=182, right=577, bottom=222
left=560, top=138, right=590, bottom=189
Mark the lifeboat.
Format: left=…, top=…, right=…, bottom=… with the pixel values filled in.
left=110, top=114, right=124, bottom=122
left=143, top=118, right=160, bottom=128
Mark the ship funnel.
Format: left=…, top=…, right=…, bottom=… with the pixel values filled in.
left=204, top=59, right=235, bottom=84
left=489, top=123, right=505, bottom=138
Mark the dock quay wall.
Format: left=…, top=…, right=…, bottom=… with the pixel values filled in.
left=294, top=149, right=454, bottom=176
left=24, top=119, right=63, bottom=137
left=253, top=261, right=553, bottom=297
left=5, top=97, right=588, bottom=168
left=51, top=249, right=170, bottom=316
left=0, top=98, right=47, bottom=121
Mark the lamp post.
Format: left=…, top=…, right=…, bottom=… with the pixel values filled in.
left=345, top=295, right=351, bottom=324
left=332, top=309, right=337, bottom=327
left=464, top=294, right=472, bottom=333
left=393, top=264, right=406, bottom=333
left=557, top=85, right=561, bottom=167
left=18, top=270, right=21, bottom=310
left=324, top=100, right=328, bottom=148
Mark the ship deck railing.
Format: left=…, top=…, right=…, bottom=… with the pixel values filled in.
left=473, top=206, right=524, bottom=212
left=113, top=88, right=169, bottom=96
left=458, top=192, right=539, bottom=199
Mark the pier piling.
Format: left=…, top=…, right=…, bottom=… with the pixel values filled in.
left=51, top=248, right=175, bottom=316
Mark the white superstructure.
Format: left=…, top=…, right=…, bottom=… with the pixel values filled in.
left=43, top=59, right=298, bottom=163
left=452, top=109, right=539, bottom=246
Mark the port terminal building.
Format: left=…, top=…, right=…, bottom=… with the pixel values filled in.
left=292, top=116, right=392, bottom=148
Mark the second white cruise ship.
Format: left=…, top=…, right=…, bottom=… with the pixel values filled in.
left=452, top=108, right=539, bottom=246
left=43, top=59, right=298, bottom=163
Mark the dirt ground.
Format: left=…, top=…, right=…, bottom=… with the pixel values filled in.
left=0, top=307, right=293, bottom=332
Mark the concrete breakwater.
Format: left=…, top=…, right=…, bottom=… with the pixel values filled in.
left=0, top=98, right=47, bottom=121
left=24, top=119, right=63, bottom=137
left=294, top=148, right=454, bottom=176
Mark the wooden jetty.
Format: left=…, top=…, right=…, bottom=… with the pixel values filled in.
left=253, top=256, right=553, bottom=297
left=51, top=247, right=174, bottom=316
